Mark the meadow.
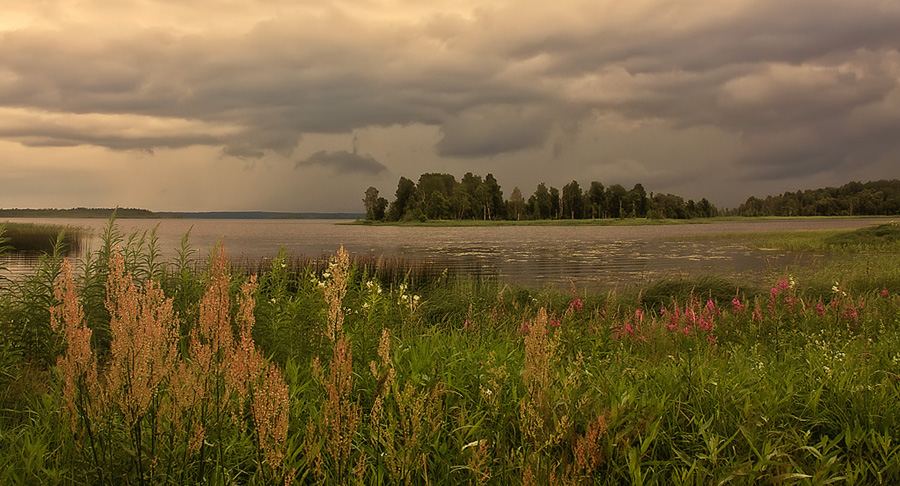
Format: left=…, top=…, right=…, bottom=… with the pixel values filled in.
left=1, top=219, right=899, bottom=485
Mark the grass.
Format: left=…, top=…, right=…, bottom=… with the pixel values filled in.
left=0, top=219, right=899, bottom=484
left=0, top=222, right=86, bottom=254
left=698, top=221, right=900, bottom=253
left=348, top=217, right=704, bottom=227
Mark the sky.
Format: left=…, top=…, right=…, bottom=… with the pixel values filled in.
left=2, top=0, right=899, bottom=213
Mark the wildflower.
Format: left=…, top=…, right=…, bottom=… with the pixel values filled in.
left=731, top=298, right=744, bottom=313
left=519, top=322, right=531, bottom=335
left=568, top=298, right=583, bottom=312
left=550, top=319, right=560, bottom=328
left=882, top=288, right=890, bottom=297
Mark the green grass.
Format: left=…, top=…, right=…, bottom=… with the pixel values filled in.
left=348, top=217, right=705, bottom=227
left=0, top=222, right=86, bottom=254
left=0, top=219, right=899, bottom=484
left=699, top=221, right=900, bottom=253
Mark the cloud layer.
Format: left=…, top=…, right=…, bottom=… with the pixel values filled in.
left=1, top=0, right=899, bottom=210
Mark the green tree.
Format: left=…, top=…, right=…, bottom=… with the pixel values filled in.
left=508, top=186, right=526, bottom=221
left=363, top=186, right=388, bottom=221
left=387, top=176, right=417, bottom=221
left=606, top=184, right=627, bottom=218
left=549, top=186, right=561, bottom=219
left=588, top=181, right=606, bottom=218
left=484, top=174, right=504, bottom=220
left=530, top=183, right=552, bottom=220
left=562, top=180, right=585, bottom=219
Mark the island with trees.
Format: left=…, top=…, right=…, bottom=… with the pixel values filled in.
left=362, top=172, right=717, bottom=223
left=363, top=175, right=900, bottom=223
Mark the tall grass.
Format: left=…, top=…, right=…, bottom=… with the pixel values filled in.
left=0, top=222, right=86, bottom=254
left=0, top=220, right=899, bottom=484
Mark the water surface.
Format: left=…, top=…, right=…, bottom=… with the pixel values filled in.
left=3, top=217, right=894, bottom=289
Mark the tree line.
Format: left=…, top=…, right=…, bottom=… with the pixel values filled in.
left=727, top=179, right=900, bottom=217
left=363, top=172, right=718, bottom=222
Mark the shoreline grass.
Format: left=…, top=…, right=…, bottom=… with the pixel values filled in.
left=695, top=221, right=900, bottom=253
left=1, top=220, right=899, bottom=484
left=0, top=222, right=86, bottom=255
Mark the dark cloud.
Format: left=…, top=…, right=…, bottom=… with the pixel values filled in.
left=2, top=0, right=900, bottom=210
left=296, top=150, right=387, bottom=175
left=436, top=104, right=557, bottom=157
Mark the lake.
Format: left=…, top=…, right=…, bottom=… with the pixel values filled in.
left=2, top=217, right=896, bottom=289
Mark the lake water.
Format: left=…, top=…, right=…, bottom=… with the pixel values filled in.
left=2, top=217, right=895, bottom=289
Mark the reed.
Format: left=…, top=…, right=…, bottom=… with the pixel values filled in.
left=0, top=222, right=86, bottom=254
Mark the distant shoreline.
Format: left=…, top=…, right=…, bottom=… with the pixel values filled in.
left=0, top=208, right=364, bottom=220
left=345, top=214, right=897, bottom=227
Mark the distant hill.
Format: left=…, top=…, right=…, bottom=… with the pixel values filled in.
left=0, top=207, right=157, bottom=218
left=0, top=208, right=364, bottom=220
left=160, top=211, right=364, bottom=219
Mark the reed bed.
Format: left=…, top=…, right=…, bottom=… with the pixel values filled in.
left=0, top=219, right=899, bottom=484
left=0, top=222, right=87, bottom=255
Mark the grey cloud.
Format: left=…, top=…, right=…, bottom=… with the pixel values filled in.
left=1, top=0, right=900, bottom=186
left=436, top=104, right=557, bottom=157
left=296, top=150, right=387, bottom=175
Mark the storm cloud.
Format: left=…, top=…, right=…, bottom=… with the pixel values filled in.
left=1, top=0, right=899, bottom=211
left=296, top=150, right=387, bottom=175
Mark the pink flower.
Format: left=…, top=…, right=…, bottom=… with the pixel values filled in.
left=519, top=322, right=530, bottom=335
left=568, top=298, right=584, bottom=312
left=550, top=319, right=560, bottom=328
left=882, top=289, right=890, bottom=297
left=731, top=298, right=744, bottom=313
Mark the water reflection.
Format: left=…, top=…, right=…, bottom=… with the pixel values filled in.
left=1, top=217, right=887, bottom=289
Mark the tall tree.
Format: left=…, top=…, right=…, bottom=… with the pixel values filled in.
left=562, top=180, right=585, bottom=219
left=549, top=186, right=561, bottom=219
left=588, top=181, right=606, bottom=218
left=484, top=173, right=504, bottom=220
left=387, top=176, right=417, bottom=221
left=509, top=186, right=525, bottom=221
left=606, top=184, right=627, bottom=218
left=530, top=183, right=552, bottom=219
left=363, top=186, right=387, bottom=221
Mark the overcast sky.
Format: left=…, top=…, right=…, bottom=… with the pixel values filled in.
left=2, top=0, right=899, bottom=212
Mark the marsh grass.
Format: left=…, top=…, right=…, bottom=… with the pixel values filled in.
left=704, top=221, right=900, bottom=253
left=0, top=222, right=86, bottom=255
left=1, top=220, right=899, bottom=484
